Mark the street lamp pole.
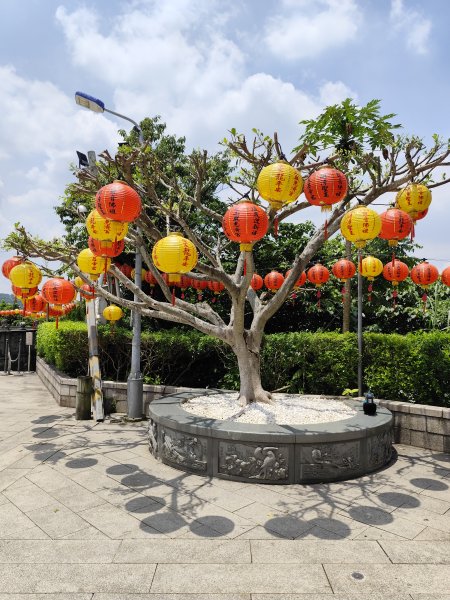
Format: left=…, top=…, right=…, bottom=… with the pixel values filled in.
left=357, top=250, right=363, bottom=396
left=75, top=91, right=144, bottom=419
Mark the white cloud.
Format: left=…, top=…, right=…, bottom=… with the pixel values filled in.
left=55, top=3, right=338, bottom=151
left=390, top=0, right=432, bottom=55
left=264, top=0, right=361, bottom=60
left=319, top=81, right=358, bottom=105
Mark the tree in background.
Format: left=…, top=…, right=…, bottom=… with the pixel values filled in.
left=3, top=100, right=450, bottom=404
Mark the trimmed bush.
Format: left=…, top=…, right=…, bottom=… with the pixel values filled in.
left=36, top=322, right=450, bottom=406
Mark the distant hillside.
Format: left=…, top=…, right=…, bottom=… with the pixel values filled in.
left=0, top=293, right=16, bottom=304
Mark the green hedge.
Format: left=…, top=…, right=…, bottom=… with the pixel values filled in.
left=36, top=322, right=450, bottom=406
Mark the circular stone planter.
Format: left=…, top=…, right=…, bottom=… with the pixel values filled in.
left=148, top=391, right=393, bottom=485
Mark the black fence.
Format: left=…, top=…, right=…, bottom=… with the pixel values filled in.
left=0, top=327, right=37, bottom=373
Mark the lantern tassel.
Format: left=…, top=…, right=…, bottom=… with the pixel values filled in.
left=23, top=299, right=26, bottom=317
left=392, top=251, right=395, bottom=268
left=368, top=282, right=373, bottom=303
left=341, top=285, right=346, bottom=304
left=316, top=288, right=321, bottom=309
left=274, top=217, right=279, bottom=238
left=411, top=221, right=415, bottom=241
left=324, top=219, right=328, bottom=241
left=422, top=291, right=427, bottom=312
left=393, top=288, right=398, bottom=309
left=56, top=317, right=59, bottom=329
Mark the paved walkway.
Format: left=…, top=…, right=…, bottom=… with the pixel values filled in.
left=0, top=374, right=449, bottom=599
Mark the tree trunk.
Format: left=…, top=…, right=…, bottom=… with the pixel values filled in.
left=233, top=334, right=273, bottom=406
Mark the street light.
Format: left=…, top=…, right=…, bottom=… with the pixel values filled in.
left=75, top=91, right=144, bottom=419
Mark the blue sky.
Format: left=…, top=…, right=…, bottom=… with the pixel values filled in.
left=0, top=0, right=449, bottom=293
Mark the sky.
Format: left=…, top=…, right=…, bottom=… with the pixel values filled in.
left=0, top=0, right=449, bottom=294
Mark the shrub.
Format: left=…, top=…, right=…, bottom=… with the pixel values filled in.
left=36, top=323, right=450, bottom=406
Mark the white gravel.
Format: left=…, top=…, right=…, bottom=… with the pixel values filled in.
left=182, top=392, right=357, bottom=425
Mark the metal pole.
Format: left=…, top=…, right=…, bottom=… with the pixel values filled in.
left=17, top=339, right=22, bottom=374
left=357, top=250, right=363, bottom=396
left=4, top=338, right=8, bottom=373
left=27, top=344, right=31, bottom=373
left=127, top=227, right=143, bottom=418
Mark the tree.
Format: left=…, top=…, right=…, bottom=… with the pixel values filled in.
left=3, top=101, right=450, bottom=405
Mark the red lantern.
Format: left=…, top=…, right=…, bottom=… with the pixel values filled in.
left=304, top=167, right=348, bottom=209
left=88, top=237, right=125, bottom=258
left=96, top=180, right=142, bottom=222
left=410, top=261, right=439, bottom=310
left=12, top=285, right=38, bottom=300
left=250, top=273, right=263, bottom=291
left=383, top=260, right=409, bottom=307
left=80, top=284, right=96, bottom=300
left=441, top=266, right=450, bottom=287
left=285, top=269, right=306, bottom=300
left=222, top=201, right=269, bottom=251
left=2, top=256, right=23, bottom=279
left=307, top=264, right=330, bottom=308
left=415, top=208, right=428, bottom=221
left=207, top=280, right=224, bottom=303
left=145, top=270, right=158, bottom=287
left=42, top=278, right=76, bottom=306
left=177, top=275, right=191, bottom=299
left=379, top=208, right=413, bottom=246
left=118, top=263, right=133, bottom=278
left=191, top=278, right=208, bottom=301
left=26, top=294, right=47, bottom=313
left=264, top=271, right=284, bottom=292
left=331, top=259, right=356, bottom=302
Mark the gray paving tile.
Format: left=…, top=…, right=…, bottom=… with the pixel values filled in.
left=0, top=595, right=92, bottom=600
left=0, top=563, right=156, bottom=593
left=78, top=502, right=163, bottom=538
left=60, top=526, right=111, bottom=540
left=0, top=501, right=38, bottom=537
left=252, top=595, right=412, bottom=600
left=47, top=481, right=107, bottom=513
left=251, top=540, right=389, bottom=563
left=151, top=563, right=331, bottom=594
left=3, top=480, right=56, bottom=512
left=94, top=595, right=250, bottom=600
left=394, top=506, right=450, bottom=533
left=25, top=502, right=91, bottom=539
left=413, top=526, right=450, bottom=540
left=114, top=539, right=251, bottom=563
left=380, top=540, right=450, bottom=563
left=0, top=539, right=120, bottom=563
left=324, top=563, right=450, bottom=594
left=0, top=468, right=30, bottom=491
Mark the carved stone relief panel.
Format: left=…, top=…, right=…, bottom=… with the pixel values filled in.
left=148, top=419, right=158, bottom=457
left=161, top=427, right=207, bottom=472
left=218, top=441, right=289, bottom=481
left=299, top=441, right=361, bottom=481
left=367, top=427, right=393, bottom=468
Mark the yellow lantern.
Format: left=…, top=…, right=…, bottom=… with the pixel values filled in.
left=9, top=262, right=42, bottom=288
left=77, top=248, right=111, bottom=276
left=131, top=268, right=147, bottom=281
left=103, top=304, right=123, bottom=322
left=360, top=256, right=383, bottom=280
left=74, top=276, right=84, bottom=288
left=256, top=161, right=303, bottom=210
left=396, top=183, right=432, bottom=220
left=86, top=209, right=128, bottom=241
left=152, top=232, right=198, bottom=283
left=340, top=206, right=382, bottom=248
left=360, top=255, right=383, bottom=302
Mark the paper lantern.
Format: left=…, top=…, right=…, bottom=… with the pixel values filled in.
left=88, top=237, right=125, bottom=258
left=145, top=270, right=158, bottom=286
left=77, top=248, right=111, bottom=277
left=26, top=294, right=47, bottom=313
left=131, top=268, right=147, bottom=281
left=191, top=277, right=208, bottom=300
left=222, top=201, right=269, bottom=250
left=257, top=162, right=303, bottom=210
left=96, top=180, right=142, bottom=222
left=441, top=266, right=450, bottom=287
left=103, top=304, right=123, bottom=322
left=2, top=256, right=23, bottom=279
left=383, top=259, right=409, bottom=307
left=79, top=284, right=95, bottom=301
left=304, top=167, right=348, bottom=210
left=86, top=209, right=128, bottom=241
left=411, top=261, right=439, bottom=309
left=360, top=256, right=383, bottom=281
left=332, top=259, right=356, bottom=301
left=396, top=183, right=432, bottom=220
left=42, top=278, right=76, bottom=305
left=11, top=285, right=38, bottom=300
left=208, top=280, right=225, bottom=294
left=285, top=269, right=306, bottom=300
left=264, top=271, right=285, bottom=292
left=9, top=262, right=42, bottom=289
left=378, top=208, right=413, bottom=246
left=152, top=232, right=198, bottom=283
left=340, top=206, right=382, bottom=248
left=307, top=264, right=329, bottom=308
left=250, top=273, right=263, bottom=291
left=74, top=276, right=84, bottom=288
